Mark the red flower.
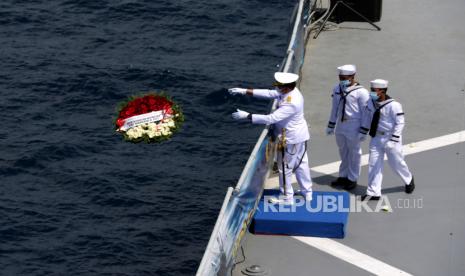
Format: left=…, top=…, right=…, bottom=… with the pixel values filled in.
left=126, top=107, right=136, bottom=116
left=117, top=94, right=176, bottom=124
left=116, top=118, right=126, bottom=128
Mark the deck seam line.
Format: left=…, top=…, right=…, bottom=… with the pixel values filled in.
left=292, top=236, right=413, bottom=275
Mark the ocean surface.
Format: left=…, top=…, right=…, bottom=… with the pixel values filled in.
left=0, top=0, right=295, bottom=275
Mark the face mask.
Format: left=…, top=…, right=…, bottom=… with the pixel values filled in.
left=340, top=79, right=351, bottom=87
left=370, top=91, right=379, bottom=101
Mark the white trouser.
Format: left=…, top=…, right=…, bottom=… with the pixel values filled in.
left=335, top=120, right=362, bottom=182
left=367, top=135, right=413, bottom=196
left=276, top=141, right=313, bottom=199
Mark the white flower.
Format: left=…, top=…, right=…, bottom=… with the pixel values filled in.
left=167, top=120, right=175, bottom=127
left=147, top=123, right=157, bottom=131
left=131, top=127, right=142, bottom=138
left=126, top=128, right=135, bottom=139
left=126, top=128, right=141, bottom=139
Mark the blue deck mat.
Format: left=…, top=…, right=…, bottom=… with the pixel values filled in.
left=250, top=190, right=350, bottom=238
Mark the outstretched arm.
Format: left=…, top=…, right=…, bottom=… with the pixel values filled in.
left=249, top=89, right=281, bottom=99
left=228, top=88, right=280, bottom=99
left=252, top=103, right=295, bottom=125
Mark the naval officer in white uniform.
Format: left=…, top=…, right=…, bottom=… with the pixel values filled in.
left=229, top=72, right=312, bottom=204
left=361, top=79, right=415, bottom=200
left=326, top=65, right=370, bottom=190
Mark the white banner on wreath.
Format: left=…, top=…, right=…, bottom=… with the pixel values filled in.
left=119, top=111, right=171, bottom=131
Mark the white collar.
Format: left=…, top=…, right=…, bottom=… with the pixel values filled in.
left=375, top=98, right=394, bottom=107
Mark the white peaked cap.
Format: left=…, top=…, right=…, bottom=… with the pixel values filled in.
left=274, top=72, right=299, bottom=84
left=370, top=79, right=389, bottom=88
left=337, top=64, right=356, bottom=75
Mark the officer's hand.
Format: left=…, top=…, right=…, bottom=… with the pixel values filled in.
left=326, top=127, right=335, bottom=136
left=232, top=109, right=250, bottom=120
left=358, top=133, right=367, bottom=141
left=228, top=88, right=247, bottom=96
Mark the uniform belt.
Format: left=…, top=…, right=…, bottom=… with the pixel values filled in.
left=376, top=130, right=391, bottom=136
left=340, top=117, right=359, bottom=122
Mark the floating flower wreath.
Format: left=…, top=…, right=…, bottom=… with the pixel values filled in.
left=115, top=93, right=184, bottom=143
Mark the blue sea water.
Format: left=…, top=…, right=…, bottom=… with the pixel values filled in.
left=0, top=0, right=294, bottom=275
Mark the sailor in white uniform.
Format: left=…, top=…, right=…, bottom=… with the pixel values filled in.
left=361, top=79, right=415, bottom=200
left=326, top=65, right=370, bottom=190
left=229, top=72, right=312, bottom=204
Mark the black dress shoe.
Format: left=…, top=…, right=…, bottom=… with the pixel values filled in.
left=331, top=177, right=348, bottom=186
left=272, top=162, right=279, bottom=173
left=405, top=176, right=415, bottom=194
left=344, top=180, right=357, bottom=190
left=361, top=195, right=381, bottom=201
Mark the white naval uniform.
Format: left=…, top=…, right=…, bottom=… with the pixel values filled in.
left=251, top=88, right=312, bottom=199
left=363, top=98, right=413, bottom=196
left=327, top=83, right=370, bottom=182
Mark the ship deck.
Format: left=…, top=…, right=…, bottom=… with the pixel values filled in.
left=233, top=0, right=465, bottom=275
